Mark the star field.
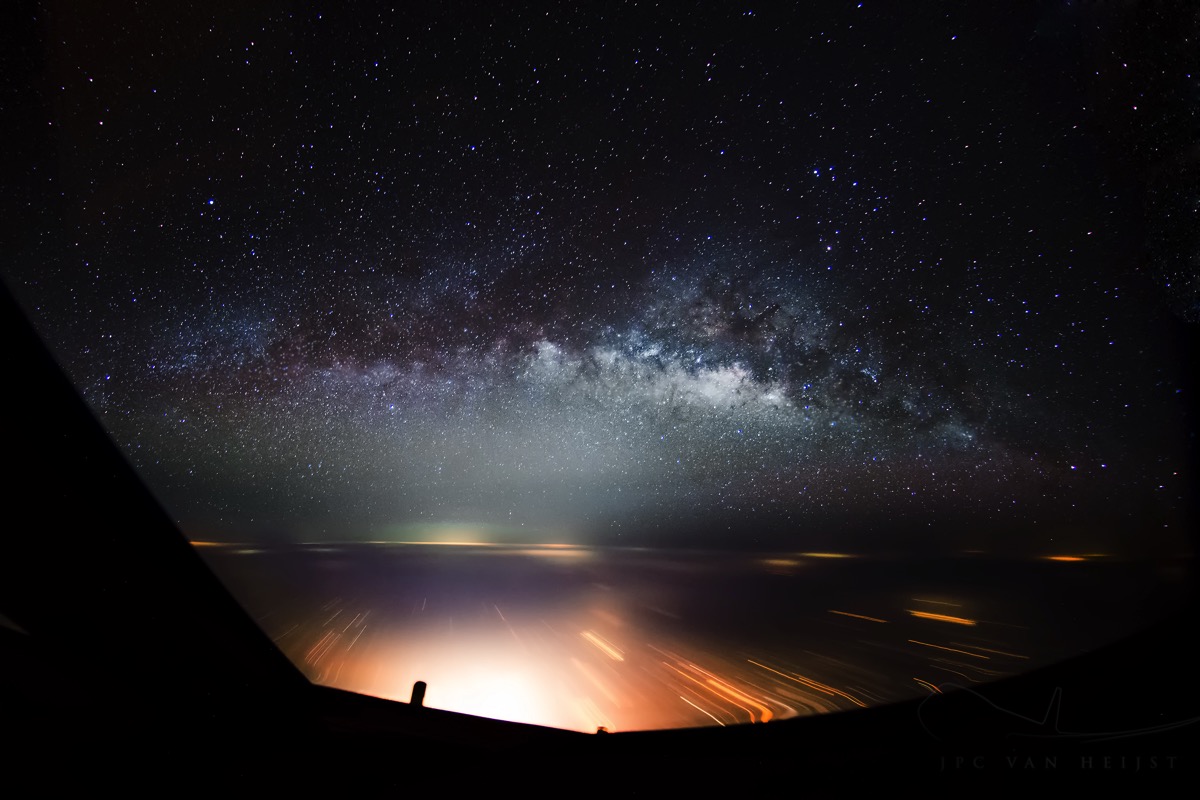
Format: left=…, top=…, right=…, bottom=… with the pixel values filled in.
left=4, top=2, right=1196, bottom=553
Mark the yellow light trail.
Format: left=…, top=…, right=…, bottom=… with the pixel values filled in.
left=662, top=660, right=776, bottom=723
left=1046, top=555, right=1086, bottom=562
left=928, top=664, right=975, bottom=682
left=907, top=610, right=977, bottom=626
left=828, top=610, right=888, bottom=623
left=661, top=662, right=755, bottom=723
left=305, top=629, right=340, bottom=665
left=679, top=695, right=726, bottom=726
left=911, top=598, right=962, bottom=607
left=704, top=677, right=774, bottom=723
left=908, top=640, right=990, bottom=659
left=950, top=644, right=1028, bottom=659
left=913, top=678, right=942, bottom=694
left=747, top=659, right=867, bottom=708
left=271, top=624, right=298, bottom=643
left=580, top=630, right=624, bottom=661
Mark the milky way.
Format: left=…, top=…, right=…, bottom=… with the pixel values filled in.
left=5, top=2, right=1196, bottom=552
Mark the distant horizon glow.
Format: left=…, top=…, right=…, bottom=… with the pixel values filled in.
left=5, top=2, right=1195, bottom=557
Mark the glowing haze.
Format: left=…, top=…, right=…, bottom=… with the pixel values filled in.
left=6, top=2, right=1194, bottom=555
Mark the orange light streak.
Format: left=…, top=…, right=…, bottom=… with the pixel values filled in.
left=828, top=610, right=888, bottom=623
left=949, top=644, right=1028, bottom=659
left=746, top=659, right=867, bottom=708
left=704, top=678, right=774, bottom=723
left=660, top=662, right=754, bottom=723
left=580, top=630, right=624, bottom=661
left=679, top=695, right=726, bottom=726
left=907, top=610, right=977, bottom=626
left=907, top=640, right=990, bottom=659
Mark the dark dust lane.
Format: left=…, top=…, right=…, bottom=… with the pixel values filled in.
left=196, top=543, right=1189, bottom=733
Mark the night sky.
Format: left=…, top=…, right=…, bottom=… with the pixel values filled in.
left=4, top=1, right=1197, bottom=554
